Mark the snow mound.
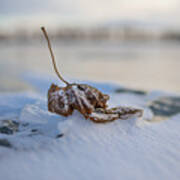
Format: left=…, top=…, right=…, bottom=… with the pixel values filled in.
left=0, top=76, right=180, bottom=180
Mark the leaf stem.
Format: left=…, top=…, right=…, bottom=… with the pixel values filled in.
left=41, top=27, right=69, bottom=85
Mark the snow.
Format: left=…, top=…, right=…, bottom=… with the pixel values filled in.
left=0, top=74, right=180, bottom=180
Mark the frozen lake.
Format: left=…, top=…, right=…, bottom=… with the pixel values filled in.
left=0, top=40, right=180, bottom=93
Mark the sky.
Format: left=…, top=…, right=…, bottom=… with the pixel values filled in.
left=0, top=0, right=180, bottom=29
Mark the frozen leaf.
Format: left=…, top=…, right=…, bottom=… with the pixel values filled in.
left=41, top=27, right=143, bottom=123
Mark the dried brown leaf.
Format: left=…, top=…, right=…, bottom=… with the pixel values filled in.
left=48, top=84, right=143, bottom=123
left=41, top=27, right=143, bottom=123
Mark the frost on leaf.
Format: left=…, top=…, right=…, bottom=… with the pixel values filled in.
left=41, top=26, right=143, bottom=123
left=88, top=107, right=143, bottom=123
left=48, top=83, right=109, bottom=119
left=48, top=84, right=143, bottom=123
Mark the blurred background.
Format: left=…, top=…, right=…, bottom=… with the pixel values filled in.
left=0, top=0, right=180, bottom=93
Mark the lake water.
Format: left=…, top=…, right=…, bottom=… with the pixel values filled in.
left=0, top=40, right=180, bottom=93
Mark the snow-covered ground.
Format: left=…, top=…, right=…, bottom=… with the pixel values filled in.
left=0, top=74, right=180, bottom=180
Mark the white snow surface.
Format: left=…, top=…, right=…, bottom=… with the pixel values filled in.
left=0, top=75, right=180, bottom=180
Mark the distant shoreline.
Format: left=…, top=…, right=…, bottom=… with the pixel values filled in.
left=1, top=26, right=180, bottom=43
